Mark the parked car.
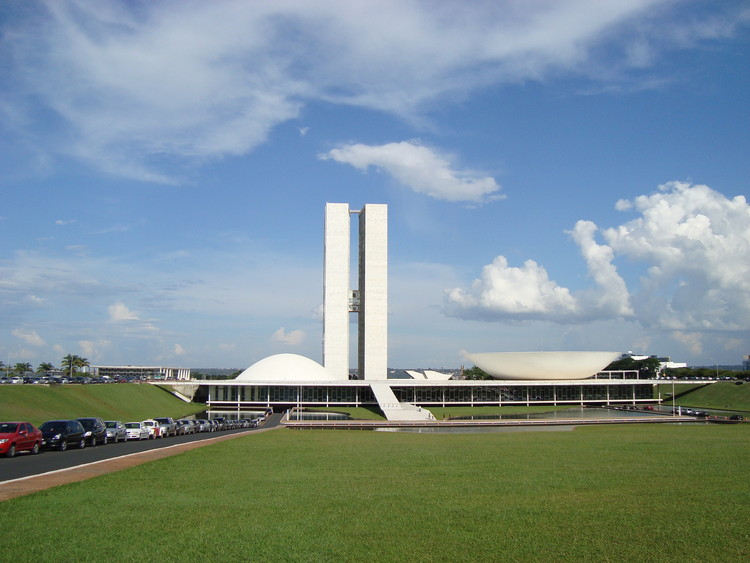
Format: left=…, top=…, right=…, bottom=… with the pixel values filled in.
left=152, top=417, right=177, bottom=437
left=124, top=422, right=149, bottom=441
left=76, top=417, right=108, bottom=446
left=0, top=421, right=44, bottom=457
left=141, top=419, right=164, bottom=439
left=176, top=420, right=195, bottom=434
left=104, top=421, right=128, bottom=443
left=39, top=420, right=86, bottom=451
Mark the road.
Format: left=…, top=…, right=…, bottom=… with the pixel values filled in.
left=0, top=414, right=283, bottom=483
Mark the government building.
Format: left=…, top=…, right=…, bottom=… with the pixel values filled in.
left=172, top=203, right=661, bottom=420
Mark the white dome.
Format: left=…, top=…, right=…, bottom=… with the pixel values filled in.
left=464, top=351, right=620, bottom=381
left=236, top=354, right=344, bottom=382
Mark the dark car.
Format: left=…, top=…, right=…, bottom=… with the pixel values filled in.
left=39, top=420, right=86, bottom=451
left=0, top=421, right=44, bottom=457
left=76, top=417, right=108, bottom=446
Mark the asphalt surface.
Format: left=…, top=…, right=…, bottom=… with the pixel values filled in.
left=0, top=414, right=284, bottom=484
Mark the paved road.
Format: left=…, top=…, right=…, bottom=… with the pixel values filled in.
left=0, top=414, right=284, bottom=483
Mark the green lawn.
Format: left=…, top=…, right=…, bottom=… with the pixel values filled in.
left=660, top=381, right=750, bottom=412
left=0, top=383, right=205, bottom=425
left=1, top=424, right=748, bottom=562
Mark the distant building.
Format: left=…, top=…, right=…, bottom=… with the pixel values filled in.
left=92, top=365, right=191, bottom=380
left=743, top=355, right=750, bottom=371
left=620, top=352, right=686, bottom=371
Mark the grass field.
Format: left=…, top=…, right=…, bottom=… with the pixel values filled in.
left=1, top=424, right=748, bottom=562
left=661, top=381, right=750, bottom=411
left=0, top=383, right=205, bottom=425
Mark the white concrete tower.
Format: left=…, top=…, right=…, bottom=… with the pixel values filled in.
left=358, top=204, right=388, bottom=380
left=323, top=203, right=351, bottom=379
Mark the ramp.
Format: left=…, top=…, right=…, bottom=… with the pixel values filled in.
left=369, top=382, right=435, bottom=421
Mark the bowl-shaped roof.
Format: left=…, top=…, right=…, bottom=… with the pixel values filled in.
left=236, top=353, right=344, bottom=382
left=464, top=351, right=620, bottom=380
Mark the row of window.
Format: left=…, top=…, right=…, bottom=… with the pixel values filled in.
left=207, top=384, right=653, bottom=405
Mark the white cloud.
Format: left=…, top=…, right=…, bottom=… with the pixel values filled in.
left=271, top=327, right=306, bottom=346
left=108, top=302, right=139, bottom=322
left=78, top=339, right=111, bottom=362
left=567, top=220, right=633, bottom=318
left=12, top=328, right=46, bottom=347
left=173, top=344, right=186, bottom=356
left=4, top=1, right=746, bottom=180
left=446, top=256, right=578, bottom=321
left=321, top=141, right=502, bottom=203
left=446, top=182, right=750, bottom=333
left=603, top=181, right=750, bottom=331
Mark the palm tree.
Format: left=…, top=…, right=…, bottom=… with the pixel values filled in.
left=37, top=362, right=54, bottom=373
left=14, top=362, right=32, bottom=375
left=61, top=354, right=79, bottom=377
left=61, top=354, right=90, bottom=377
left=75, top=356, right=90, bottom=374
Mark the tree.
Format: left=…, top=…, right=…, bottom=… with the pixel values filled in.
left=62, top=354, right=90, bottom=377
left=61, top=354, right=80, bottom=376
left=37, top=362, right=54, bottom=373
left=13, top=362, right=32, bottom=375
left=462, top=365, right=493, bottom=380
left=76, top=356, right=90, bottom=372
left=604, top=356, right=662, bottom=378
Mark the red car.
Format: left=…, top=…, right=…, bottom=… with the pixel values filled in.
left=0, top=421, right=44, bottom=457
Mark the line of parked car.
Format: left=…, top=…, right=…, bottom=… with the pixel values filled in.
left=0, top=375, right=150, bottom=385
left=1, top=414, right=267, bottom=458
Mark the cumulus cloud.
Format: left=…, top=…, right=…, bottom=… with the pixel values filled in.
left=3, top=1, right=746, bottom=180
left=446, top=257, right=577, bottom=321
left=321, top=141, right=502, bottom=203
left=603, top=181, right=750, bottom=331
left=446, top=182, right=750, bottom=334
left=173, top=344, right=186, bottom=356
left=108, top=302, right=139, bottom=322
left=271, top=327, right=306, bottom=346
left=12, top=328, right=46, bottom=347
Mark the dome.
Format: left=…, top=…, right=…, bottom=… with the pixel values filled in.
left=464, top=351, right=620, bottom=381
left=236, top=354, right=344, bottom=382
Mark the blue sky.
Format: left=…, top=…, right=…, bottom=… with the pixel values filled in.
left=1, top=0, right=749, bottom=371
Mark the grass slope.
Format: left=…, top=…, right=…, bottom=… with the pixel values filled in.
left=0, top=384, right=205, bottom=425
left=663, top=381, right=750, bottom=412
left=1, top=425, right=748, bottom=562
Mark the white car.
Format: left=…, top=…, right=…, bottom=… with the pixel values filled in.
left=141, top=419, right=164, bottom=439
left=124, top=422, right=149, bottom=440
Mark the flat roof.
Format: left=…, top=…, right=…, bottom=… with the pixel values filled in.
left=166, top=378, right=675, bottom=388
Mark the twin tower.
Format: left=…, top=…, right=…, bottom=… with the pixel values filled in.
left=323, top=203, right=388, bottom=380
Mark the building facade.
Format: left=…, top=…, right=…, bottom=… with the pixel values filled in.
left=93, top=365, right=191, bottom=380
left=323, top=203, right=388, bottom=380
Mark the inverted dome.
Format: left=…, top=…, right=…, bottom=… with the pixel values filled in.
left=236, top=354, right=344, bottom=382
left=464, top=351, right=620, bottom=381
